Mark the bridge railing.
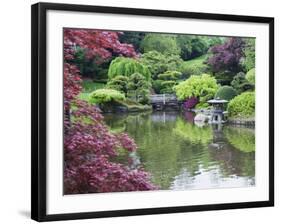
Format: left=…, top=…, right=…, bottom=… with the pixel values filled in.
left=150, top=94, right=178, bottom=104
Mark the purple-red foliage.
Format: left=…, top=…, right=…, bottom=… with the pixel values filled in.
left=207, top=37, right=245, bottom=73
left=63, top=28, right=157, bottom=194
left=183, top=97, right=198, bottom=110
left=64, top=100, right=157, bottom=194
left=64, top=28, right=137, bottom=62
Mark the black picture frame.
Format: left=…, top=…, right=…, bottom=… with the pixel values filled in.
left=31, top=2, right=274, bottom=222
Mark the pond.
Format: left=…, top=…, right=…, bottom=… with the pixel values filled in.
left=104, top=111, right=255, bottom=191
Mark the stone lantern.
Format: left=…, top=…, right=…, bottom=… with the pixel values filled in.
left=207, top=98, right=228, bottom=124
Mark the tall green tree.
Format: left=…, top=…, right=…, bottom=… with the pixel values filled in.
left=176, top=35, right=224, bottom=60
left=108, top=57, right=151, bottom=81
left=241, top=38, right=255, bottom=72
left=119, top=31, right=146, bottom=53
left=207, top=37, right=245, bottom=74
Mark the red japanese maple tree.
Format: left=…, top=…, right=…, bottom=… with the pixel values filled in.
left=63, top=28, right=156, bottom=194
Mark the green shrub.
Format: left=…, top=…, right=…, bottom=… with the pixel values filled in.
left=153, top=71, right=181, bottom=94
left=212, top=71, right=234, bottom=86
left=246, top=68, right=255, bottom=85
left=215, top=86, right=237, bottom=101
left=157, top=71, right=182, bottom=81
left=174, top=74, right=218, bottom=103
left=152, top=80, right=163, bottom=94
left=140, top=51, right=183, bottom=79
left=179, top=55, right=208, bottom=78
left=227, top=92, right=255, bottom=117
left=108, top=57, right=151, bottom=81
left=231, top=72, right=254, bottom=94
left=160, top=81, right=177, bottom=94
left=106, top=75, right=129, bottom=94
left=127, top=73, right=151, bottom=104
left=89, top=89, right=125, bottom=104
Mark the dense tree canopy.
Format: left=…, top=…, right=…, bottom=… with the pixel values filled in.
left=141, top=34, right=181, bottom=55
left=241, top=38, right=255, bottom=72
left=119, top=31, right=146, bottom=53
left=64, top=29, right=137, bottom=61
left=207, top=37, right=245, bottom=74
left=176, top=35, right=208, bottom=60
left=108, top=57, right=151, bottom=81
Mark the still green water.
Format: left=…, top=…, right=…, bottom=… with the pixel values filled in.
left=104, top=111, right=255, bottom=190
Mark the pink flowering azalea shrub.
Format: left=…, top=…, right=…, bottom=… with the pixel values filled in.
left=63, top=28, right=157, bottom=194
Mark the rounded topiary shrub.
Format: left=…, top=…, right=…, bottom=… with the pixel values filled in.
left=89, top=89, right=125, bottom=104
left=227, top=91, right=255, bottom=117
left=108, top=57, right=151, bottom=81
left=246, top=68, right=255, bottom=85
left=215, top=85, right=237, bottom=101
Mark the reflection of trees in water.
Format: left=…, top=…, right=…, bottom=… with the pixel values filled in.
left=103, top=112, right=255, bottom=190
left=105, top=112, right=183, bottom=189
left=208, top=125, right=255, bottom=178
left=223, top=126, right=255, bottom=153
left=173, top=118, right=213, bottom=144
left=208, top=140, right=255, bottom=178
left=183, top=111, right=195, bottom=123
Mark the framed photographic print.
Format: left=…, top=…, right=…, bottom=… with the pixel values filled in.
left=31, top=2, right=274, bottom=222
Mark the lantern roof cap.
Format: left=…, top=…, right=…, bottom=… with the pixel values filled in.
left=207, top=97, right=228, bottom=104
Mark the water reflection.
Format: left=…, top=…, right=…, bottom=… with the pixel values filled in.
left=103, top=111, right=255, bottom=191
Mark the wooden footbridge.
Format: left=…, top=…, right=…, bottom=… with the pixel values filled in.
left=150, top=94, right=182, bottom=110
